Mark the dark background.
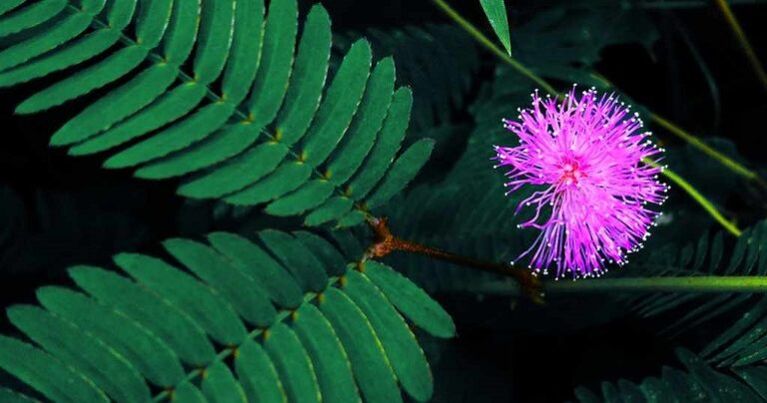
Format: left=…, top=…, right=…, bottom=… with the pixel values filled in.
left=1, top=1, right=766, bottom=401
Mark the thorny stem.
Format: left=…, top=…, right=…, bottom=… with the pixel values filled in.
left=431, top=0, right=749, bottom=236
left=366, top=217, right=545, bottom=303
left=714, top=0, right=767, bottom=92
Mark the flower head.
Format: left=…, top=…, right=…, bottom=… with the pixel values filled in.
left=494, top=87, right=668, bottom=279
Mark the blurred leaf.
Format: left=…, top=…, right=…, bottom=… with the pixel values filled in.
left=479, top=0, right=512, bottom=56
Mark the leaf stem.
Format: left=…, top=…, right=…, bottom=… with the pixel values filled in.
left=467, top=276, right=767, bottom=296
left=593, top=71, right=764, bottom=188
left=714, top=0, right=767, bottom=91
left=430, top=0, right=557, bottom=95
left=650, top=161, right=742, bottom=237
left=431, top=0, right=745, bottom=236
left=366, top=217, right=545, bottom=303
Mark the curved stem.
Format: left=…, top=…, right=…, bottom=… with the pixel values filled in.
left=467, top=276, right=767, bottom=296
left=431, top=0, right=558, bottom=95
left=432, top=0, right=744, bottom=236
left=594, top=70, right=763, bottom=187
left=714, top=0, right=767, bottom=91
left=650, top=162, right=742, bottom=237
left=366, top=217, right=545, bottom=303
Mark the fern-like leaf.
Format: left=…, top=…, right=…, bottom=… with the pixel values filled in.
left=336, top=24, right=480, bottom=132
left=622, top=221, right=767, bottom=337
left=574, top=349, right=765, bottom=402
left=0, top=230, right=455, bottom=402
left=0, top=0, right=431, bottom=227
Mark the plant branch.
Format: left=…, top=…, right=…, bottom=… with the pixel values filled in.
left=365, top=217, right=545, bottom=303
left=591, top=71, right=766, bottom=189
left=431, top=0, right=746, bottom=236
left=464, top=276, right=767, bottom=296
left=648, top=161, right=742, bottom=236
left=714, top=0, right=767, bottom=91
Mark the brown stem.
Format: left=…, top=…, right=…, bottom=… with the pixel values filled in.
left=365, top=217, right=545, bottom=303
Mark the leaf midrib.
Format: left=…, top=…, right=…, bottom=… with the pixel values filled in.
left=67, top=3, right=374, bottom=218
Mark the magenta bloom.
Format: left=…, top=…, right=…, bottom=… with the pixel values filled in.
left=494, top=87, right=668, bottom=279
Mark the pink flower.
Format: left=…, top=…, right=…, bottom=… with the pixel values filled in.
left=494, top=87, right=668, bottom=279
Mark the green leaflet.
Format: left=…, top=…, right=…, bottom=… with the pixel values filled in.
left=479, top=0, right=512, bottom=56
left=258, top=230, right=329, bottom=292
left=304, top=196, right=355, bottom=227
left=162, top=0, right=201, bottom=64
left=293, top=231, right=348, bottom=277
left=0, top=335, right=109, bottom=403
left=0, top=29, right=121, bottom=87
left=163, top=238, right=277, bottom=327
left=0, top=387, right=36, bottom=403
left=265, top=179, right=335, bottom=216
left=208, top=232, right=304, bottom=309
left=336, top=210, right=367, bottom=229
left=573, top=387, right=600, bottom=403
left=175, top=382, right=208, bottom=403
left=179, top=142, right=289, bottom=199
left=319, top=288, right=402, bottom=403
left=49, top=0, right=197, bottom=147
left=638, top=377, right=676, bottom=402
left=0, top=0, right=67, bottom=38
left=114, top=253, right=248, bottom=345
left=679, top=349, right=761, bottom=401
left=0, top=0, right=25, bottom=16
left=662, top=366, right=707, bottom=402
left=291, top=304, right=360, bottom=403
left=7, top=305, right=151, bottom=402
left=300, top=40, right=372, bottom=166
left=134, top=122, right=262, bottom=179
left=343, top=270, right=433, bottom=401
left=68, top=265, right=217, bottom=366
left=192, top=0, right=235, bottom=83
left=134, top=0, right=174, bottom=47
left=346, top=87, right=413, bottom=199
left=0, top=0, right=105, bottom=72
left=616, top=380, right=644, bottom=403
left=365, top=138, right=435, bottom=209
left=325, top=57, right=396, bottom=186
left=202, top=362, right=248, bottom=403
left=36, top=286, right=185, bottom=388
left=235, top=340, right=288, bottom=403
left=734, top=366, right=767, bottom=400
left=221, top=0, right=265, bottom=101
left=276, top=5, right=332, bottom=145
left=17, top=45, right=148, bottom=114
left=247, top=0, right=298, bottom=127
left=364, top=261, right=456, bottom=338
left=68, top=82, right=207, bottom=153
left=54, top=63, right=177, bottom=147
left=103, top=102, right=235, bottom=168
left=224, top=161, right=312, bottom=205
left=263, top=323, right=322, bottom=403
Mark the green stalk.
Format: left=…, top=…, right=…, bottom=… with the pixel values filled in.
left=714, top=0, right=767, bottom=91
left=593, top=71, right=764, bottom=186
left=432, top=0, right=744, bottom=236
left=470, top=276, right=767, bottom=296
left=650, top=161, right=742, bottom=237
